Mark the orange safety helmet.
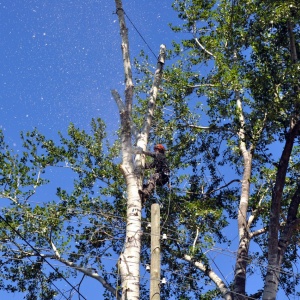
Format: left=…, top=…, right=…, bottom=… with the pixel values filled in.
left=154, top=144, right=165, bottom=153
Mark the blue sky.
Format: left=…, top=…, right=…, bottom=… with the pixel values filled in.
left=0, top=0, right=177, bottom=147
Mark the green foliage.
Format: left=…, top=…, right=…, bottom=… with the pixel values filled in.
left=0, top=119, right=127, bottom=298
left=131, top=0, right=300, bottom=298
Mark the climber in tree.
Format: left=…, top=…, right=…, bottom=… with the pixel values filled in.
left=138, top=144, right=170, bottom=203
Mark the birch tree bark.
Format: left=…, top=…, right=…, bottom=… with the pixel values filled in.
left=232, top=86, right=253, bottom=298
left=112, top=1, right=165, bottom=298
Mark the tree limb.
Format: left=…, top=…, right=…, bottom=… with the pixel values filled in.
left=60, top=256, right=120, bottom=298
left=194, top=37, right=216, bottom=59
left=111, top=89, right=126, bottom=115
left=187, top=123, right=233, bottom=133
left=183, top=254, right=232, bottom=299
left=192, top=228, right=199, bottom=252
left=278, top=184, right=300, bottom=259
left=115, top=1, right=134, bottom=113
left=0, top=193, right=18, bottom=204
left=186, top=16, right=216, bottom=59
left=139, top=44, right=166, bottom=146
left=50, top=240, right=120, bottom=299
left=111, top=89, right=138, bottom=138
left=247, top=183, right=271, bottom=229
left=204, top=179, right=240, bottom=195
left=188, top=83, right=220, bottom=88
left=249, top=227, right=267, bottom=239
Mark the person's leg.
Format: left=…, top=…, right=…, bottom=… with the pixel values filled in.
left=138, top=174, right=159, bottom=203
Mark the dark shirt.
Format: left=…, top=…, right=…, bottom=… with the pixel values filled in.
left=143, top=151, right=170, bottom=175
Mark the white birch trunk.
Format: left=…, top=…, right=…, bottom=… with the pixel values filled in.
left=233, top=87, right=253, bottom=299
left=112, top=2, right=166, bottom=299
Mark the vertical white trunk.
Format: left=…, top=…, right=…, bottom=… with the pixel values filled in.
left=113, top=3, right=166, bottom=299
left=119, top=171, right=142, bottom=300
left=233, top=156, right=252, bottom=299
left=113, top=2, right=165, bottom=298
left=233, top=87, right=253, bottom=298
left=113, top=2, right=141, bottom=299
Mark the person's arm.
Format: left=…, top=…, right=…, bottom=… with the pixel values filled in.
left=132, top=148, right=155, bottom=158
left=145, top=161, right=155, bottom=169
left=143, top=151, right=156, bottom=169
left=142, top=150, right=155, bottom=158
left=132, top=149, right=156, bottom=168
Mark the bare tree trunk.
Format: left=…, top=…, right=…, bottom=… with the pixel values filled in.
left=136, top=46, right=166, bottom=152
left=233, top=87, right=253, bottom=299
left=112, top=2, right=166, bottom=299
left=113, top=2, right=141, bottom=299
left=233, top=155, right=252, bottom=299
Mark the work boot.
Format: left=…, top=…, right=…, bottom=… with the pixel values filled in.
left=138, top=189, right=147, bottom=205
left=144, top=182, right=155, bottom=195
left=138, top=182, right=155, bottom=205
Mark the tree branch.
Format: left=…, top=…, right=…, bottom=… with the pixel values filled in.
left=249, top=227, right=267, bottom=239
left=192, top=228, right=199, bottom=252
left=111, top=89, right=126, bottom=115
left=50, top=240, right=120, bottom=299
left=0, top=192, right=18, bottom=204
left=278, top=184, right=300, bottom=258
left=60, top=257, right=120, bottom=299
left=247, top=183, right=271, bottom=229
left=187, top=123, right=233, bottom=133
left=111, top=89, right=138, bottom=138
left=194, top=37, right=216, bottom=59
left=188, top=124, right=214, bottom=131
left=186, top=15, right=216, bottom=59
left=115, top=1, right=134, bottom=113
left=183, top=254, right=232, bottom=299
left=263, top=119, right=300, bottom=298
left=188, top=83, right=220, bottom=88
left=287, top=20, right=298, bottom=64
left=139, top=45, right=166, bottom=147
left=204, top=179, right=240, bottom=195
